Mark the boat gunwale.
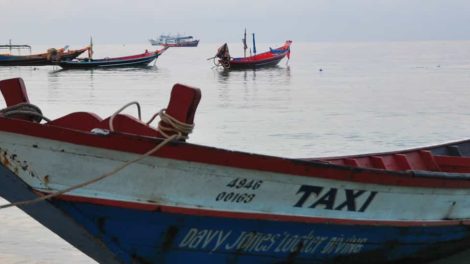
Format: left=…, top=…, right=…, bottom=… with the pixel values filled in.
left=2, top=116, right=470, bottom=189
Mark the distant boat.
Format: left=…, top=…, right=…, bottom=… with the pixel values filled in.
left=149, top=34, right=199, bottom=47
left=0, top=46, right=89, bottom=66
left=58, top=48, right=168, bottom=69
left=212, top=30, right=292, bottom=70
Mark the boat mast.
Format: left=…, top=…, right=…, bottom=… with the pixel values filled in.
left=252, top=33, right=256, bottom=56
left=243, top=28, right=247, bottom=58
left=88, top=36, right=94, bottom=59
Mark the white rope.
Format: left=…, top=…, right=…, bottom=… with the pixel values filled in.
left=153, top=109, right=194, bottom=140
left=108, top=101, right=142, bottom=132
left=0, top=108, right=194, bottom=209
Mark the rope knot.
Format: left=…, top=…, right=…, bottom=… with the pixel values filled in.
left=156, top=108, right=194, bottom=140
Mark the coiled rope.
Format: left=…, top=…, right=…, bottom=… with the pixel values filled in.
left=0, top=105, right=192, bottom=209
left=213, top=57, right=230, bottom=69
left=207, top=56, right=231, bottom=70
left=148, top=109, right=194, bottom=140
left=0, top=103, right=50, bottom=123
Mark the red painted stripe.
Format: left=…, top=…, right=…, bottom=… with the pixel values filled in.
left=54, top=193, right=470, bottom=227
left=2, top=117, right=470, bottom=188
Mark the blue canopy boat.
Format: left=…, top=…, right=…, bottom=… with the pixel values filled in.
left=2, top=78, right=470, bottom=263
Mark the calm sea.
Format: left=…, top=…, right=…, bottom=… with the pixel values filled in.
left=1, top=41, right=470, bottom=263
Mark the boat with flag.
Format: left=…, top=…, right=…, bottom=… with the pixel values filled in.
left=212, top=30, right=291, bottom=70
left=2, top=77, right=470, bottom=263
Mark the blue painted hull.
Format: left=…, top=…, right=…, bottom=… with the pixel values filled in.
left=51, top=200, right=470, bottom=264
left=2, top=161, right=470, bottom=263
left=0, top=163, right=121, bottom=263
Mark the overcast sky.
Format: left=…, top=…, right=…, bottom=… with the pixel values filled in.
left=2, top=0, right=470, bottom=46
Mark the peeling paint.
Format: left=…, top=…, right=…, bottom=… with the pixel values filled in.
left=0, top=147, right=46, bottom=187
left=0, top=151, right=9, bottom=166
left=444, top=201, right=457, bottom=220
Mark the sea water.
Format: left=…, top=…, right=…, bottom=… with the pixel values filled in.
left=1, top=41, right=470, bottom=263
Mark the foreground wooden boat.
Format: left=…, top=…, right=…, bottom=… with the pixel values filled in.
left=0, top=46, right=89, bottom=66
left=58, top=48, right=167, bottom=69
left=2, top=78, right=470, bottom=263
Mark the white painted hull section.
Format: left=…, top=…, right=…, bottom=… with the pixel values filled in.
left=1, top=131, right=470, bottom=222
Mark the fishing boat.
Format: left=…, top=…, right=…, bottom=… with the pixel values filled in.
left=2, top=77, right=470, bottom=263
left=58, top=48, right=167, bottom=69
left=149, top=34, right=199, bottom=47
left=0, top=46, right=90, bottom=66
left=212, top=30, right=291, bottom=70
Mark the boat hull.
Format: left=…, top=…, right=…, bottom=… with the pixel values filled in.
left=58, top=54, right=159, bottom=69
left=0, top=49, right=87, bottom=66
left=2, top=121, right=470, bottom=263
left=0, top=55, right=51, bottom=66
left=0, top=162, right=121, bottom=264
left=161, top=40, right=199, bottom=47
left=228, top=55, right=286, bottom=70
left=149, top=37, right=199, bottom=47
left=49, top=199, right=470, bottom=264
left=2, top=166, right=469, bottom=264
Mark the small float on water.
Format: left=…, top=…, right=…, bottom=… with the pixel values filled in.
left=2, top=78, right=470, bottom=263
left=211, top=29, right=291, bottom=70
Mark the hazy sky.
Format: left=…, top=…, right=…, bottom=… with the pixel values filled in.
left=2, top=0, right=470, bottom=46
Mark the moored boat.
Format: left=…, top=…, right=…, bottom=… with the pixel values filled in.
left=0, top=46, right=89, bottom=66
left=149, top=34, right=199, bottom=47
left=2, top=78, right=470, bottom=263
left=58, top=48, right=167, bottom=69
left=212, top=30, right=291, bottom=70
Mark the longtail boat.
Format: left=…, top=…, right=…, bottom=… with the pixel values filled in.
left=2, top=78, right=470, bottom=263
left=212, top=30, right=291, bottom=70
left=58, top=47, right=167, bottom=69
left=0, top=46, right=89, bottom=66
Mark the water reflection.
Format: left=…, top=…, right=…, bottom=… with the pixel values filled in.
left=215, top=65, right=291, bottom=86
left=47, top=67, right=97, bottom=104
left=0, top=66, right=36, bottom=79
left=213, top=65, right=292, bottom=111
